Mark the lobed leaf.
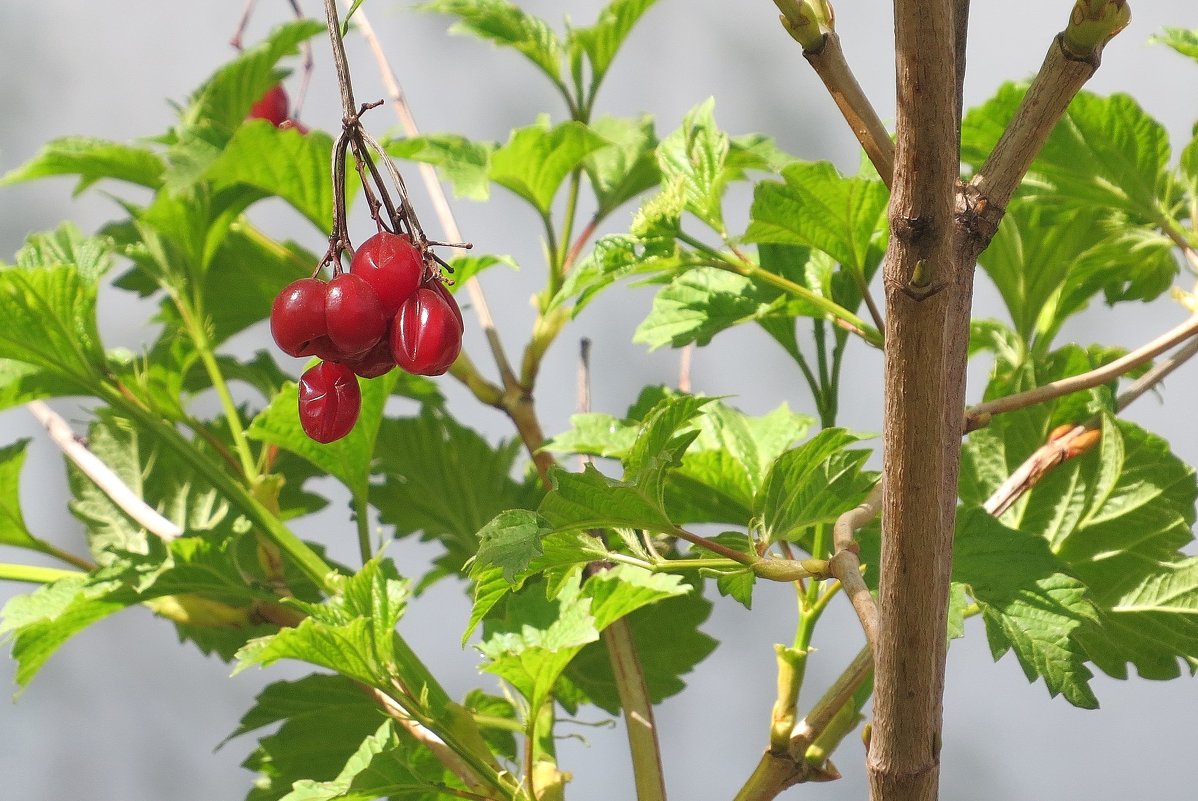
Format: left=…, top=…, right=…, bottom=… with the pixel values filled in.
left=757, top=428, right=876, bottom=546
left=744, top=160, right=889, bottom=274
left=0, top=136, right=164, bottom=193
left=371, top=410, right=542, bottom=588
left=385, top=133, right=494, bottom=201
left=205, top=125, right=339, bottom=231
left=490, top=117, right=610, bottom=215
left=421, top=0, right=565, bottom=85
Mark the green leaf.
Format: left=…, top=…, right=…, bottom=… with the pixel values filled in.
left=0, top=262, right=107, bottom=387
left=278, top=720, right=457, bottom=801
left=0, top=136, right=164, bottom=192
left=1151, top=27, right=1198, bottom=63
left=234, top=558, right=415, bottom=689
left=471, top=510, right=556, bottom=584
left=0, top=440, right=39, bottom=552
left=441, top=253, right=518, bottom=287
left=205, top=125, right=339, bottom=231
left=385, top=134, right=494, bottom=201
left=979, top=200, right=1177, bottom=350
left=964, top=402, right=1198, bottom=684
left=66, top=411, right=236, bottom=567
left=478, top=576, right=599, bottom=711
left=964, top=86, right=1171, bottom=222
left=539, top=463, right=677, bottom=534
left=979, top=201, right=1101, bottom=344
left=249, top=371, right=397, bottom=501
left=490, top=117, right=610, bottom=215
left=655, top=99, right=732, bottom=231
left=542, top=412, right=640, bottom=459
left=0, top=361, right=88, bottom=412
left=371, top=410, right=542, bottom=587
left=563, top=572, right=716, bottom=713
left=228, top=673, right=389, bottom=801
left=14, top=223, right=113, bottom=282
left=465, top=525, right=608, bottom=642
left=584, top=114, right=660, bottom=215
left=0, top=575, right=134, bottom=687
left=421, top=0, right=565, bottom=84
left=567, top=0, right=658, bottom=85
left=757, top=429, right=876, bottom=546
left=180, top=20, right=324, bottom=135
left=195, top=229, right=315, bottom=346
left=954, top=509, right=1100, bottom=708
left=632, top=266, right=779, bottom=351
left=744, top=160, right=889, bottom=273
left=667, top=401, right=813, bottom=526
left=539, top=394, right=711, bottom=535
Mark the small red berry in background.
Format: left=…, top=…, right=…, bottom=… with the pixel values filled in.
left=298, top=361, right=361, bottom=443
left=249, top=84, right=290, bottom=127
left=351, top=231, right=424, bottom=317
left=390, top=284, right=464, bottom=376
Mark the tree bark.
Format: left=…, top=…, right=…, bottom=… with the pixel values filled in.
left=869, top=1, right=965, bottom=799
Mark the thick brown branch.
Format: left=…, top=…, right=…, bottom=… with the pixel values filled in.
left=872, top=1, right=962, bottom=799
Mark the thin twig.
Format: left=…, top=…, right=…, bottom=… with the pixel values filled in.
left=678, top=344, right=693, bottom=393
left=802, top=33, right=895, bottom=189
left=828, top=483, right=881, bottom=655
left=26, top=401, right=183, bottom=541
left=982, top=327, right=1198, bottom=516
left=965, top=313, right=1198, bottom=432
left=344, top=2, right=518, bottom=389
left=789, top=644, right=872, bottom=755
left=370, top=688, right=492, bottom=796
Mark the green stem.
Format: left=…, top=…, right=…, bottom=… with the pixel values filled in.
left=354, top=492, right=372, bottom=564
left=0, top=564, right=84, bottom=584
left=554, top=170, right=583, bottom=292
left=603, top=617, right=667, bottom=801
left=176, top=296, right=259, bottom=481
left=98, top=384, right=337, bottom=593
left=676, top=232, right=881, bottom=345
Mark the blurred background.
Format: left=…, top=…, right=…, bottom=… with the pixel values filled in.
left=2, top=1, right=1196, bottom=799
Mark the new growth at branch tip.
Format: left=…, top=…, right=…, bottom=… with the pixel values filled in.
left=1064, top=0, right=1131, bottom=58
left=773, top=0, right=835, bottom=51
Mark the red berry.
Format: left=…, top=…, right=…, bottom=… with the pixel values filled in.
left=325, top=273, right=386, bottom=357
left=271, top=278, right=330, bottom=358
left=350, top=232, right=424, bottom=317
left=428, top=277, right=464, bottom=331
left=341, top=337, right=396, bottom=379
left=298, top=361, right=361, bottom=443
left=390, top=286, right=463, bottom=376
left=249, top=84, right=290, bottom=127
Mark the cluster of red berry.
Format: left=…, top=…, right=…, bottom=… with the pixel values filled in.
left=249, top=84, right=308, bottom=133
left=270, top=232, right=464, bottom=443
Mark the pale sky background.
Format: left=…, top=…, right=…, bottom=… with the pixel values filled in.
left=2, top=2, right=1197, bottom=800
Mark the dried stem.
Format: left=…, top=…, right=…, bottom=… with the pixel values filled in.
left=983, top=325, right=1198, bottom=517
left=964, top=313, right=1198, bottom=432
left=829, top=483, right=882, bottom=655
left=343, top=2, right=518, bottom=390
left=27, top=400, right=183, bottom=541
